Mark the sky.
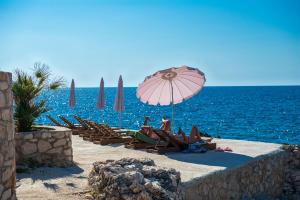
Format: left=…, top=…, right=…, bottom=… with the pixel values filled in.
left=0, top=0, right=299, bottom=87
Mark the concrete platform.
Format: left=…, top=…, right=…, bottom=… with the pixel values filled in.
left=16, top=135, right=283, bottom=200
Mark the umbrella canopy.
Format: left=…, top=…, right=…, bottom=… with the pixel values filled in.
left=114, top=75, right=124, bottom=112
left=69, top=79, right=75, bottom=108
left=137, top=66, right=206, bottom=106
left=97, top=78, right=105, bottom=109
left=136, top=66, right=206, bottom=132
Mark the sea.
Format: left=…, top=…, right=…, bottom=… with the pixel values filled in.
left=36, top=86, right=300, bottom=145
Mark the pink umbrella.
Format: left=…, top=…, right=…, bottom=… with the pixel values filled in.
left=97, top=78, right=105, bottom=122
left=69, top=79, right=75, bottom=108
left=136, top=66, right=206, bottom=132
left=114, top=75, right=124, bottom=127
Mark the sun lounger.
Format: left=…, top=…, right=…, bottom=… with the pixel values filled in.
left=83, top=120, right=107, bottom=141
left=125, top=131, right=167, bottom=149
left=82, top=121, right=132, bottom=145
left=135, top=128, right=188, bottom=154
left=46, top=115, right=66, bottom=127
left=72, top=115, right=101, bottom=140
left=152, top=129, right=187, bottom=149
left=58, top=115, right=88, bottom=135
left=73, top=115, right=91, bottom=130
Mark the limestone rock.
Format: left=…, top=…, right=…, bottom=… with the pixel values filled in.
left=53, top=139, right=66, bottom=147
left=0, top=91, right=5, bottom=107
left=23, top=133, right=33, bottom=140
left=64, top=148, right=72, bottom=156
left=53, top=132, right=65, bottom=139
left=1, top=109, right=11, bottom=121
left=0, top=81, right=8, bottom=90
left=0, top=183, right=3, bottom=195
left=41, top=132, right=51, bottom=139
left=2, top=167, right=12, bottom=182
left=38, top=140, right=52, bottom=153
left=47, top=147, right=63, bottom=154
left=1, top=188, right=11, bottom=200
left=21, top=142, right=37, bottom=155
left=88, top=158, right=183, bottom=200
left=0, top=153, right=3, bottom=167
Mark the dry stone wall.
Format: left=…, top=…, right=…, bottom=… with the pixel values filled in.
left=0, top=72, right=16, bottom=200
left=15, top=126, right=73, bottom=167
left=184, top=147, right=300, bottom=200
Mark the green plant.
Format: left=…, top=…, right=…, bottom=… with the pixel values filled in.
left=12, top=62, right=64, bottom=132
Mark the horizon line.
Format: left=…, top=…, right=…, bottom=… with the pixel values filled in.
left=62, top=84, right=300, bottom=88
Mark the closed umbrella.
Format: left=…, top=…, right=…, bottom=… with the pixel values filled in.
left=69, top=79, right=75, bottom=108
left=114, top=75, right=124, bottom=127
left=97, top=77, right=105, bottom=123
left=136, top=66, right=206, bottom=132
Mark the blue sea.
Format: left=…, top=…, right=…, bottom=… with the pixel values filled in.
left=36, top=86, right=300, bottom=145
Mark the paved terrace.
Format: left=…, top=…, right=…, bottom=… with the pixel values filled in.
left=16, top=134, right=282, bottom=200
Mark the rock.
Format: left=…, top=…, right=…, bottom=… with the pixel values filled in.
left=41, top=132, right=51, bottom=139
left=0, top=184, right=4, bottom=196
left=1, top=189, right=11, bottom=200
left=0, top=81, right=8, bottom=90
left=23, top=133, right=33, bottom=140
left=47, top=147, right=63, bottom=154
left=1, top=109, right=11, bottom=121
left=53, top=139, right=66, bottom=147
left=64, top=148, right=72, bottom=156
left=0, top=91, right=6, bottom=107
left=38, top=140, right=52, bottom=153
left=21, top=142, right=37, bottom=155
left=0, top=153, right=3, bottom=167
left=53, top=132, right=65, bottom=139
left=88, top=158, right=183, bottom=200
left=2, top=167, right=12, bottom=182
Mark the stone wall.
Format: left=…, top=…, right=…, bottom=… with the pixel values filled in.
left=184, top=148, right=299, bottom=200
left=15, top=126, right=73, bottom=167
left=0, top=72, right=16, bottom=200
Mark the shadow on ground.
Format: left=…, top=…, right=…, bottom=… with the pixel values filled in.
left=43, top=182, right=60, bottom=191
left=166, top=151, right=253, bottom=168
left=16, top=164, right=84, bottom=183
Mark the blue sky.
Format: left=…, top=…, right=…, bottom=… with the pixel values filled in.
left=0, top=0, right=299, bottom=86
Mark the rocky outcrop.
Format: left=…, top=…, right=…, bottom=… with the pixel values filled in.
left=15, top=126, right=73, bottom=167
left=88, top=158, right=183, bottom=200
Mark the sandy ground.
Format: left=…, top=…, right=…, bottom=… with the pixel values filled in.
left=16, top=135, right=282, bottom=200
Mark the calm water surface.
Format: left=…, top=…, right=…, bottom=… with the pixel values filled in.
left=36, top=86, right=300, bottom=144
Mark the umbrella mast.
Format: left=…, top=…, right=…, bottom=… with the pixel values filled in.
left=170, top=81, right=175, bottom=134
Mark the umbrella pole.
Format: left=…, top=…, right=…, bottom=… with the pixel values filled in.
left=172, top=103, right=175, bottom=134
left=118, top=111, right=121, bottom=128
left=120, top=112, right=122, bottom=128
left=170, top=81, right=175, bottom=134
left=102, top=109, right=104, bottom=124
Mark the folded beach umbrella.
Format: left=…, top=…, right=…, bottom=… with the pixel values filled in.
left=97, top=77, right=105, bottom=122
left=69, top=79, right=76, bottom=108
left=114, top=75, right=124, bottom=127
left=136, top=65, right=206, bottom=132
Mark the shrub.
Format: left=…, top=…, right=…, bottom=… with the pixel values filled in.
left=12, top=62, right=64, bottom=132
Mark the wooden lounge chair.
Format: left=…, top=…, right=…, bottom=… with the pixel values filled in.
left=86, top=122, right=132, bottom=145
left=83, top=120, right=107, bottom=141
left=73, top=115, right=100, bottom=140
left=58, top=115, right=87, bottom=135
left=141, top=128, right=188, bottom=154
left=47, top=115, right=66, bottom=127
left=176, top=126, right=216, bottom=150
left=176, top=126, right=213, bottom=144
left=125, top=131, right=166, bottom=149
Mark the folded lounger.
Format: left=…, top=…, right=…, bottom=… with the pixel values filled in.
left=58, top=115, right=87, bottom=135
